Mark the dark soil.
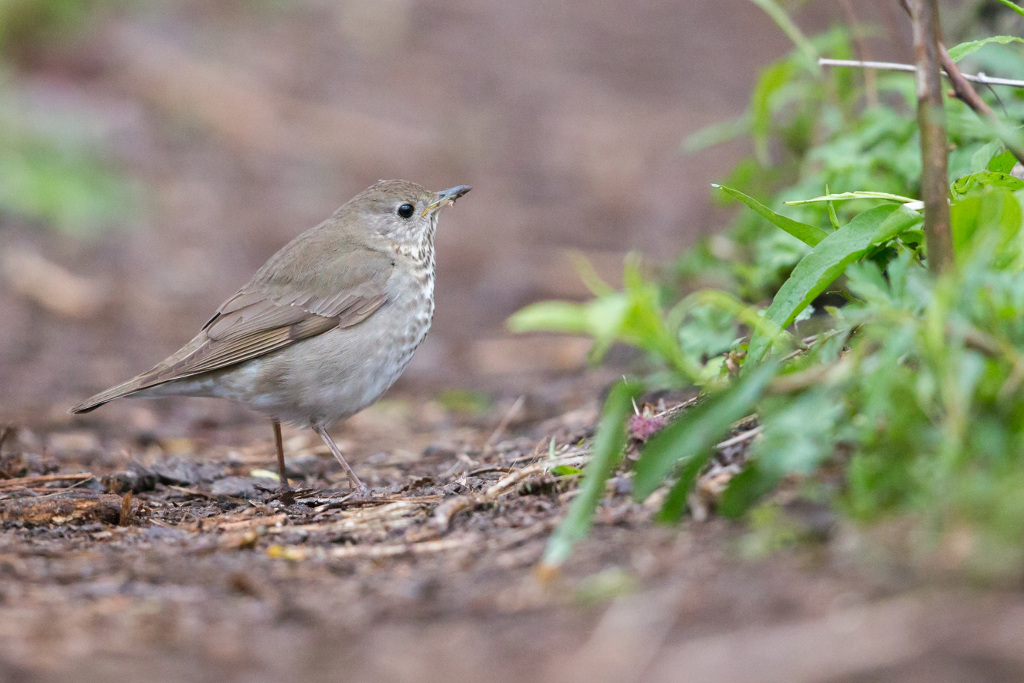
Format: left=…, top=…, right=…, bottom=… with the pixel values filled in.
left=4, top=398, right=1024, bottom=683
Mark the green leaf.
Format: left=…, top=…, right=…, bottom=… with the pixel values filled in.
left=718, top=463, right=780, bottom=517
left=951, top=171, right=1024, bottom=200
left=541, top=381, right=641, bottom=570
left=509, top=258, right=704, bottom=382
left=750, top=60, right=796, bottom=163
left=825, top=184, right=841, bottom=231
left=568, top=251, right=616, bottom=296
left=951, top=185, right=1024, bottom=265
left=785, top=191, right=919, bottom=206
left=714, top=184, right=829, bottom=247
left=994, top=0, right=1024, bottom=18
left=682, top=114, right=750, bottom=154
left=988, top=150, right=1018, bottom=174
left=948, top=36, right=1024, bottom=63
left=676, top=303, right=741, bottom=360
left=747, top=204, right=923, bottom=362
left=970, top=141, right=1005, bottom=174
left=632, top=361, right=778, bottom=503
left=508, top=296, right=630, bottom=344
left=749, top=390, right=843, bottom=478
left=657, top=453, right=713, bottom=523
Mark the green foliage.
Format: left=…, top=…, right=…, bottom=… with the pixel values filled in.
left=510, top=257, right=707, bottom=383
left=783, top=215, right=1024, bottom=569
left=516, top=6, right=1024, bottom=578
left=632, top=362, right=778, bottom=522
left=948, top=35, right=1024, bottom=62
left=0, top=0, right=100, bottom=54
left=746, top=204, right=923, bottom=362
left=712, top=184, right=828, bottom=247
left=675, top=19, right=1024, bottom=305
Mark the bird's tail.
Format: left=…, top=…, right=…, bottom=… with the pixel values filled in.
left=69, top=373, right=159, bottom=414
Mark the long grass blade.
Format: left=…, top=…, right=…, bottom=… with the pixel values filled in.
left=539, top=380, right=641, bottom=573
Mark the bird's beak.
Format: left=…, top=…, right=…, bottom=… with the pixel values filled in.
left=422, top=185, right=472, bottom=217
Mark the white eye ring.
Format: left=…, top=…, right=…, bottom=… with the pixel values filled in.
left=397, top=203, right=415, bottom=219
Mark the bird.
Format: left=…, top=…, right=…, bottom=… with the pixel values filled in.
left=71, top=180, right=471, bottom=497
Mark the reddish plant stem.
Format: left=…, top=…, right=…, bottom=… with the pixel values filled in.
left=908, top=0, right=954, bottom=273
left=937, top=44, right=1024, bottom=166
left=900, top=0, right=1024, bottom=166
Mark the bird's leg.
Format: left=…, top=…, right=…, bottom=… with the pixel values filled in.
left=271, top=419, right=293, bottom=497
left=313, top=424, right=368, bottom=494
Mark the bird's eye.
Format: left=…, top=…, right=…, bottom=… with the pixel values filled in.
left=397, top=203, right=415, bottom=219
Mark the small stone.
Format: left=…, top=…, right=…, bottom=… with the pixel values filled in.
left=102, top=463, right=158, bottom=494
left=210, top=476, right=262, bottom=498
left=150, top=458, right=201, bottom=486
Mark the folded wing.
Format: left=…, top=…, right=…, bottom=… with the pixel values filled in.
left=70, top=243, right=394, bottom=413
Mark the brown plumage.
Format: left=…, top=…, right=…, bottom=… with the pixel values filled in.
left=71, top=180, right=471, bottom=495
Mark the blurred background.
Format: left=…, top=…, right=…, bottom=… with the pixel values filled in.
left=0, top=0, right=979, bottom=425
left=4, top=5, right=1024, bottom=681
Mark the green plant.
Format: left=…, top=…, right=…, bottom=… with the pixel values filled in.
left=518, top=2, right=1024, bottom=579
left=677, top=7, right=1024, bottom=302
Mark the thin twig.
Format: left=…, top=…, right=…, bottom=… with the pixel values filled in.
left=435, top=397, right=763, bottom=534
left=165, top=484, right=245, bottom=503
left=936, top=44, right=1024, bottom=165
left=432, top=452, right=592, bottom=531
left=0, top=473, right=94, bottom=490
left=270, top=521, right=554, bottom=562
left=653, top=395, right=703, bottom=423
left=202, top=513, right=289, bottom=533
left=819, top=58, right=1024, bottom=89
left=484, top=395, right=526, bottom=449
left=715, top=426, right=764, bottom=451
left=465, top=466, right=515, bottom=477
left=327, top=536, right=472, bottom=560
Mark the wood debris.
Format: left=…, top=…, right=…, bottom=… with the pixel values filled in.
left=0, top=490, right=144, bottom=526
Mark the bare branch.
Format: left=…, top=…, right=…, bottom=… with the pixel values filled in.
left=936, top=45, right=1024, bottom=166
left=818, top=58, right=1024, bottom=89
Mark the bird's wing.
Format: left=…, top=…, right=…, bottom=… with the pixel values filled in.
left=158, top=244, right=395, bottom=381
left=70, top=244, right=394, bottom=412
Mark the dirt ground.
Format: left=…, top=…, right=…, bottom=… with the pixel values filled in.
left=3, top=1, right=1023, bottom=681
left=5, top=395, right=1024, bottom=683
